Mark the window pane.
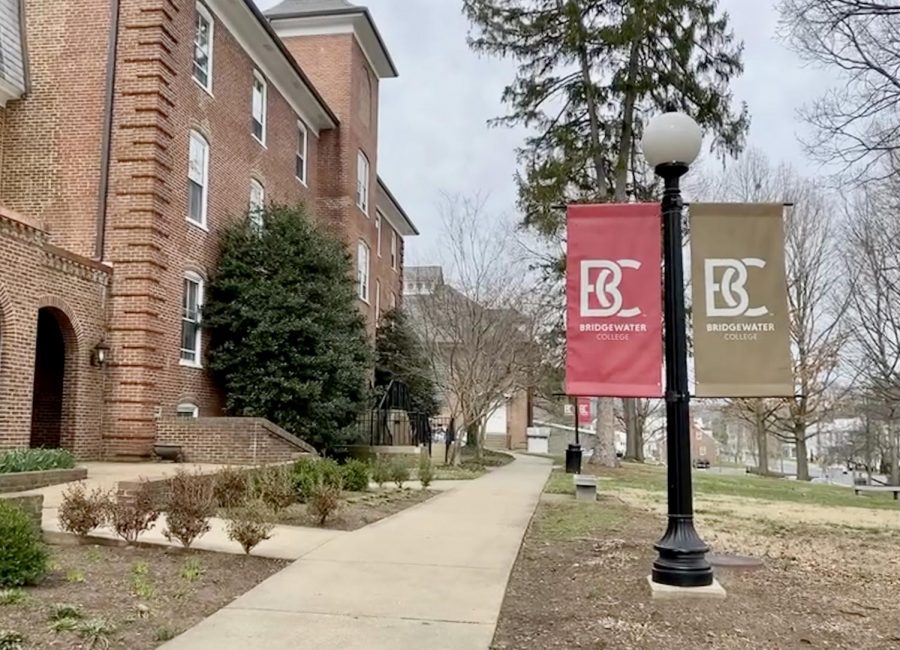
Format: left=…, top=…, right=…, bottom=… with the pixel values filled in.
left=296, top=154, right=305, bottom=181
left=252, top=79, right=264, bottom=120
left=188, top=181, right=203, bottom=222
left=193, top=13, right=211, bottom=87
left=189, top=136, right=206, bottom=183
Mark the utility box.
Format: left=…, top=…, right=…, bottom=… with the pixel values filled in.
left=574, top=474, right=598, bottom=501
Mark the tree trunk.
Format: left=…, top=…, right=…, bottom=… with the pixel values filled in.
left=795, top=427, right=810, bottom=481
left=623, top=399, right=639, bottom=461
left=891, top=421, right=900, bottom=486
left=589, top=397, right=618, bottom=466
left=755, top=405, right=769, bottom=475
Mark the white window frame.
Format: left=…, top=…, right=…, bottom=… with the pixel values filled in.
left=375, top=279, right=381, bottom=321
left=187, top=131, right=210, bottom=229
left=180, top=272, right=204, bottom=368
left=390, top=292, right=397, bottom=310
left=249, top=178, right=265, bottom=231
left=193, top=3, right=214, bottom=94
left=357, top=241, right=370, bottom=303
left=296, top=120, right=308, bottom=185
left=390, top=230, right=398, bottom=271
left=375, top=211, right=383, bottom=257
left=356, top=150, right=369, bottom=215
left=251, top=70, right=267, bottom=145
left=176, top=403, right=199, bottom=418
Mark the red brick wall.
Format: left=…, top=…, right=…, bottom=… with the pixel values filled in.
left=0, top=208, right=109, bottom=458
left=155, top=417, right=316, bottom=465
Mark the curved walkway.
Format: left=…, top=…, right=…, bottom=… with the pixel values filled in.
left=161, top=454, right=552, bottom=650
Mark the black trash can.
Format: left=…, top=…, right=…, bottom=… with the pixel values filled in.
left=565, top=444, right=582, bottom=474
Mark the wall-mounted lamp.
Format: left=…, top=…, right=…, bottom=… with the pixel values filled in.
left=91, top=340, right=111, bottom=367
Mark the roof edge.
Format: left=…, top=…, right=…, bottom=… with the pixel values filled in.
left=377, top=176, right=419, bottom=236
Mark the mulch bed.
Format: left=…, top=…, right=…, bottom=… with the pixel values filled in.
left=0, top=544, right=286, bottom=648
left=265, top=488, right=439, bottom=531
left=493, top=495, right=900, bottom=649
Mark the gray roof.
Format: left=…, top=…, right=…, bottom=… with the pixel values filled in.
left=265, top=0, right=360, bottom=18
left=405, top=267, right=444, bottom=284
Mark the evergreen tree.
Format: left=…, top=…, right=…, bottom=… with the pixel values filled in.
left=463, top=0, right=750, bottom=464
left=375, top=309, right=439, bottom=416
left=203, top=204, right=372, bottom=451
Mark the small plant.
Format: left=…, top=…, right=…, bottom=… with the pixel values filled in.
left=49, top=617, right=79, bottom=633
left=0, top=448, right=75, bottom=474
left=154, top=626, right=177, bottom=642
left=85, top=548, right=102, bottom=563
left=179, top=557, right=205, bottom=582
left=225, top=499, right=275, bottom=554
left=0, top=589, right=24, bottom=606
left=130, top=562, right=155, bottom=599
left=65, top=568, right=85, bottom=583
left=77, top=618, right=115, bottom=649
left=390, top=459, right=411, bottom=489
left=340, top=459, right=370, bottom=492
left=0, top=630, right=24, bottom=650
left=163, top=469, right=215, bottom=549
left=214, top=467, right=249, bottom=508
left=418, top=453, right=434, bottom=489
left=49, top=603, right=83, bottom=621
left=0, top=500, right=48, bottom=587
left=307, top=479, right=342, bottom=526
left=252, top=465, right=296, bottom=512
left=371, top=455, right=390, bottom=488
left=108, top=482, right=160, bottom=544
left=58, top=483, right=111, bottom=537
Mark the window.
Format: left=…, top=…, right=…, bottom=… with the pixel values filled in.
left=699, top=446, right=707, bottom=457
left=176, top=403, right=199, bottom=418
left=181, top=273, right=204, bottom=367
left=375, top=211, right=383, bottom=257
left=296, top=121, right=308, bottom=184
left=249, top=179, right=264, bottom=231
left=356, top=151, right=369, bottom=214
left=391, top=293, right=397, bottom=310
left=251, top=71, right=266, bottom=143
left=357, top=241, right=370, bottom=302
left=193, top=3, right=214, bottom=92
left=375, top=279, right=381, bottom=321
left=188, top=131, right=209, bottom=228
left=390, top=230, right=398, bottom=270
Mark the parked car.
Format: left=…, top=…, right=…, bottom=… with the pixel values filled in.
left=693, top=458, right=710, bottom=469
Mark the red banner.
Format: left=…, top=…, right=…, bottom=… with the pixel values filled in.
left=565, top=203, right=663, bottom=397
left=576, top=397, right=593, bottom=426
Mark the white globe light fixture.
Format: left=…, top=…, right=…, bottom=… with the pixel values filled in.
left=641, top=110, right=702, bottom=169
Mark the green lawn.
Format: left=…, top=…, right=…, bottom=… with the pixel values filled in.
left=545, top=462, right=900, bottom=510
left=531, top=500, right=625, bottom=541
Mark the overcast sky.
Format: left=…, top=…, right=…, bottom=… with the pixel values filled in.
left=256, top=0, right=834, bottom=260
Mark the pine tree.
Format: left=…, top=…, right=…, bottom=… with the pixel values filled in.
left=463, top=0, right=750, bottom=464
left=375, top=308, right=439, bottom=416
left=203, top=204, right=372, bottom=451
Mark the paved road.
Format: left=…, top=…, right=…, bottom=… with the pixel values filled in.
left=161, top=454, right=552, bottom=650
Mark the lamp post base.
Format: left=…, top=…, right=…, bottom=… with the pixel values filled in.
left=646, top=575, right=726, bottom=600
left=651, top=515, right=714, bottom=587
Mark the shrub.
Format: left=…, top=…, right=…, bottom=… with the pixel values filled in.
left=307, top=479, right=342, bottom=526
left=418, top=453, right=434, bottom=489
left=213, top=467, right=249, bottom=508
left=340, top=459, right=370, bottom=492
left=0, top=448, right=76, bottom=474
left=225, top=499, right=275, bottom=554
left=58, top=483, right=111, bottom=537
left=390, top=459, right=410, bottom=489
left=371, top=455, right=390, bottom=488
left=0, top=501, right=48, bottom=587
left=163, top=469, right=215, bottom=549
left=0, top=630, right=24, bottom=650
left=108, top=483, right=160, bottom=544
left=292, top=458, right=320, bottom=502
left=252, top=465, right=296, bottom=512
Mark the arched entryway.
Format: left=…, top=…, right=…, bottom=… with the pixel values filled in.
left=30, top=307, right=76, bottom=449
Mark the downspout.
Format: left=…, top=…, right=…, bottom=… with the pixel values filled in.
left=94, top=0, right=121, bottom=261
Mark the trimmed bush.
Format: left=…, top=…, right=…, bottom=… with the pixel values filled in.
left=307, top=479, right=342, bottom=526
left=225, top=499, right=275, bottom=554
left=252, top=465, right=295, bottom=512
left=340, top=459, right=370, bottom=492
left=418, top=453, right=434, bottom=489
left=293, top=458, right=342, bottom=502
left=58, top=483, right=111, bottom=537
left=213, top=467, right=249, bottom=508
left=0, top=448, right=75, bottom=474
left=0, top=501, right=48, bottom=587
left=371, top=455, right=390, bottom=488
left=108, top=483, right=160, bottom=544
left=163, top=469, right=216, bottom=548
left=390, top=459, right=411, bottom=489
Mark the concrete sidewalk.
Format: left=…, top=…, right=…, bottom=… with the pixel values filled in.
left=161, top=454, right=551, bottom=650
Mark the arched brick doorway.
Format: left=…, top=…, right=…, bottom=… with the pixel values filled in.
left=30, top=307, right=77, bottom=449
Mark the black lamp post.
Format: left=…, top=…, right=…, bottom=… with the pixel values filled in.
left=641, top=108, right=713, bottom=588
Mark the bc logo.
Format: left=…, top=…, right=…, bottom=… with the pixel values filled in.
left=579, top=260, right=641, bottom=318
left=705, top=258, right=768, bottom=318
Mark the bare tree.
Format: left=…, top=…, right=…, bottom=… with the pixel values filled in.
left=409, top=195, right=545, bottom=464
left=778, top=0, right=900, bottom=182
left=844, top=180, right=900, bottom=484
left=723, top=399, right=780, bottom=474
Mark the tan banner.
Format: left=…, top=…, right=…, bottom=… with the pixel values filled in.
left=690, top=203, right=793, bottom=397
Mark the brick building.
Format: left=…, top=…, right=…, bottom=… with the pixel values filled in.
left=0, top=0, right=418, bottom=460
